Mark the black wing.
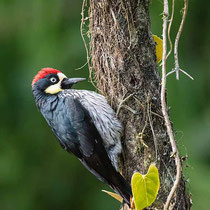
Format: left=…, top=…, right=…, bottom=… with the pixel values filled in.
left=53, top=97, right=132, bottom=204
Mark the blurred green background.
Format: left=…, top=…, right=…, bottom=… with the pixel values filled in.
left=0, top=0, right=209, bottom=209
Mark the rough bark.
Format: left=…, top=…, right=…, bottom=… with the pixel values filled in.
left=88, top=0, right=191, bottom=209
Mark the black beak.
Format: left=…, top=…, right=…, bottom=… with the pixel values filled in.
left=61, top=77, right=86, bottom=89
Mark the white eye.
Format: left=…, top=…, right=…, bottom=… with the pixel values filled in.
left=50, top=77, right=57, bottom=83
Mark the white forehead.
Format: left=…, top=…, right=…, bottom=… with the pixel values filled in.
left=57, top=72, right=67, bottom=80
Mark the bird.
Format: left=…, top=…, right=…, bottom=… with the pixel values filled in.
left=32, top=67, right=132, bottom=205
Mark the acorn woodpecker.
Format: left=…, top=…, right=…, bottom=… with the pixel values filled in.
left=32, top=68, right=132, bottom=205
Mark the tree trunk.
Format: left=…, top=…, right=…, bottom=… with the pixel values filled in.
left=88, top=0, right=191, bottom=209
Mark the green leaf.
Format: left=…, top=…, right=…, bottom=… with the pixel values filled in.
left=131, top=164, right=160, bottom=210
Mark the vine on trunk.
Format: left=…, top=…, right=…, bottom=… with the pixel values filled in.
left=80, top=0, right=191, bottom=209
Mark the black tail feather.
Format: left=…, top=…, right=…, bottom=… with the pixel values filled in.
left=80, top=157, right=132, bottom=205
left=109, top=171, right=132, bottom=205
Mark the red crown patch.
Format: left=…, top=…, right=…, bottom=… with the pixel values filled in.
left=32, top=68, right=61, bottom=86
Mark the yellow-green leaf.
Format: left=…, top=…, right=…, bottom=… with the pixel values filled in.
left=131, top=164, right=160, bottom=210
left=102, top=190, right=123, bottom=203
left=153, top=35, right=163, bottom=63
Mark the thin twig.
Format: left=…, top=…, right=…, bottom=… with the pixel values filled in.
left=166, top=68, right=194, bottom=80
left=166, top=0, right=193, bottom=80
left=162, top=1, right=182, bottom=209
left=150, top=111, right=164, bottom=119
left=121, top=105, right=138, bottom=115
left=80, top=0, right=89, bottom=69
left=166, top=0, right=175, bottom=59
left=161, top=159, right=174, bottom=182
left=80, top=0, right=96, bottom=86
left=116, top=93, right=135, bottom=116
left=173, top=0, right=191, bottom=80
left=74, top=59, right=89, bottom=71
left=148, top=104, right=158, bottom=160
